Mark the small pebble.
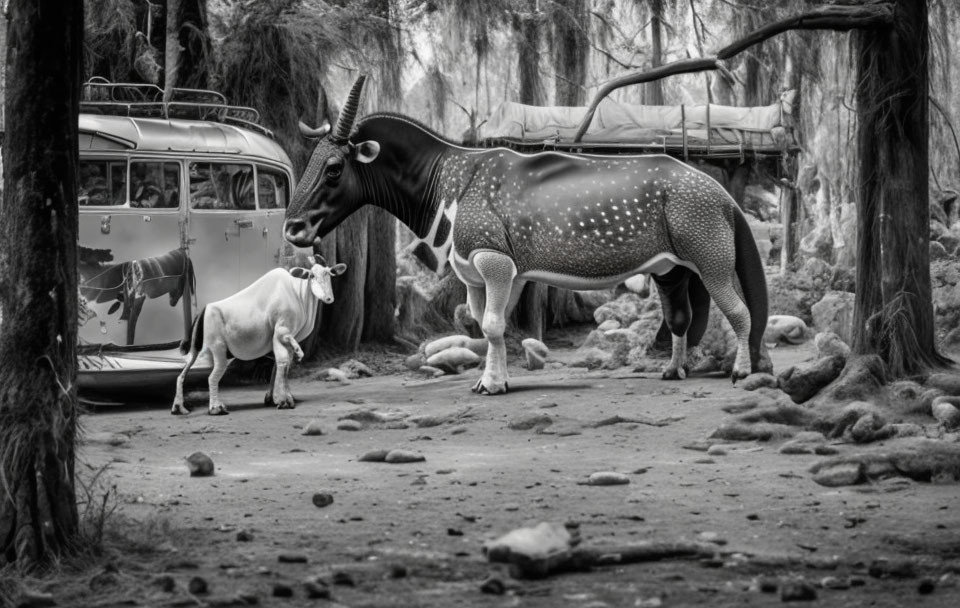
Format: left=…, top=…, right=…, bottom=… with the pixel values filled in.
left=332, top=571, right=355, bottom=586
left=186, top=452, right=215, bottom=477
left=480, top=576, right=506, bottom=595
left=272, top=583, right=294, bottom=598
left=706, top=444, right=728, bottom=456
left=780, top=579, right=817, bottom=601
left=820, top=576, right=849, bottom=590
left=236, top=529, right=253, bottom=542
left=152, top=575, right=176, bottom=593
left=312, top=493, right=334, bottom=508
left=507, top=412, right=553, bottom=431
left=586, top=471, right=630, bottom=486
left=303, top=577, right=330, bottom=599
left=359, top=449, right=390, bottom=462
left=389, top=564, right=408, bottom=578
left=918, top=577, right=936, bottom=594
left=188, top=576, right=209, bottom=595
left=301, top=420, right=324, bottom=436
left=278, top=554, right=308, bottom=564
left=337, top=420, right=363, bottom=431
left=385, top=449, right=426, bottom=463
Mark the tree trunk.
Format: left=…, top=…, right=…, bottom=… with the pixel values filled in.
left=645, top=0, right=665, bottom=106
left=0, top=0, right=83, bottom=571
left=362, top=207, right=397, bottom=342
left=163, top=0, right=182, bottom=101
left=852, top=0, right=948, bottom=375
left=514, top=4, right=545, bottom=107
left=322, top=207, right=370, bottom=351
left=553, top=0, right=589, bottom=106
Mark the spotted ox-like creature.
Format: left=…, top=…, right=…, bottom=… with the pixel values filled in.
left=285, top=75, right=768, bottom=394
left=171, top=258, right=346, bottom=416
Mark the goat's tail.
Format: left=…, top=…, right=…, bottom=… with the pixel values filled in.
left=180, top=306, right=206, bottom=356
left=732, top=210, right=769, bottom=373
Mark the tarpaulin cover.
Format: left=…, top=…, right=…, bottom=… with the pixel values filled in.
left=477, top=90, right=796, bottom=152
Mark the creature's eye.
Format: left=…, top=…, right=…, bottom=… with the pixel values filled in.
left=326, top=162, right=342, bottom=181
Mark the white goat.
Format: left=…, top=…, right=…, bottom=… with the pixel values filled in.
left=171, top=257, right=346, bottom=415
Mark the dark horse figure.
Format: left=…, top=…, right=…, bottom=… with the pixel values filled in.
left=284, top=76, right=768, bottom=394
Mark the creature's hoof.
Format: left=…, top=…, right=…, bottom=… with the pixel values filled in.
left=471, top=378, right=509, bottom=395
left=276, top=400, right=296, bottom=410
left=171, top=405, right=189, bottom=416
left=264, top=393, right=275, bottom=407
left=661, top=367, right=687, bottom=380
left=208, top=406, right=229, bottom=416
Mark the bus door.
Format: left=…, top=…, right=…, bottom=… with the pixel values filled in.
left=78, top=158, right=186, bottom=346
left=252, top=165, right=294, bottom=272
left=186, top=161, right=255, bottom=304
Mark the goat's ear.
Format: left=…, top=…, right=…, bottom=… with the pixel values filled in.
left=330, top=263, right=347, bottom=276
left=299, top=120, right=331, bottom=139
left=354, top=140, right=380, bottom=164
left=289, top=267, right=309, bottom=279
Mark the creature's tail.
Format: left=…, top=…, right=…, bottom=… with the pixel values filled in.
left=180, top=306, right=206, bottom=356
left=732, top=210, right=769, bottom=372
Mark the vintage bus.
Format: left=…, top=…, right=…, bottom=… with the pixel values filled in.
left=76, top=80, right=303, bottom=398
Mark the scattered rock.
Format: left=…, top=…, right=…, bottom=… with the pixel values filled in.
left=918, top=577, right=936, bottom=594
left=925, top=372, right=960, bottom=395
left=339, top=359, right=374, bottom=378
left=186, top=452, right=215, bottom=477
left=152, top=575, right=176, bottom=593
left=336, top=420, right=363, bottom=432
left=814, top=332, right=851, bottom=360
left=272, top=583, right=294, bottom=598
left=312, top=493, right=334, bottom=508
left=479, top=576, right=506, bottom=595
left=778, top=355, right=846, bottom=404
left=236, top=529, right=253, bottom=542
left=331, top=571, right=355, bottom=586
left=277, top=554, right=308, bottom=564
left=508, top=412, right=553, bottom=431
left=849, top=412, right=895, bottom=444
left=594, top=292, right=645, bottom=326
left=597, top=319, right=621, bottom=331
left=303, top=577, right=330, bottom=599
left=740, top=373, right=779, bottom=391
left=820, top=576, right=850, bottom=590
left=404, top=353, right=427, bottom=370
left=320, top=368, right=351, bottom=383
left=359, top=449, right=389, bottom=462
left=780, top=578, right=817, bottom=601
left=417, top=365, right=446, bottom=377
left=623, top=274, right=650, bottom=296
left=188, top=577, right=209, bottom=595
left=424, top=335, right=488, bottom=358
left=522, top=338, right=549, bottom=370
left=932, top=396, right=960, bottom=429
left=426, top=346, right=481, bottom=374
left=811, top=291, right=856, bottom=344
left=764, top=315, right=810, bottom=345
left=706, top=444, right=728, bottom=456
left=384, top=449, right=426, bottom=463
left=586, top=471, right=630, bottom=486
left=301, top=420, right=324, bottom=436
left=483, top=521, right=580, bottom=578
left=811, top=462, right=865, bottom=487
left=85, top=432, right=129, bottom=447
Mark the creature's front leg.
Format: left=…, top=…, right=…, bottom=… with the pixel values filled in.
left=171, top=350, right=199, bottom=415
left=469, top=252, right=518, bottom=395
left=270, top=325, right=301, bottom=409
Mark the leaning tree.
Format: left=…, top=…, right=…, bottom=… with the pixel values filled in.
left=573, top=0, right=947, bottom=377
left=0, top=0, right=84, bottom=570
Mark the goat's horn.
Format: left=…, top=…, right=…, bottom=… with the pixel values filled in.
left=332, top=74, right=366, bottom=143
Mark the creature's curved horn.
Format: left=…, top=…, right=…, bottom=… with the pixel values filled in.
left=313, top=254, right=328, bottom=267
left=332, top=74, right=367, bottom=143
left=299, top=120, right=331, bottom=139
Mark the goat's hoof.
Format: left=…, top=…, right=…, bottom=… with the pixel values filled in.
left=171, top=405, right=189, bottom=416
left=471, top=379, right=509, bottom=395
left=208, top=407, right=229, bottom=416
left=276, top=401, right=295, bottom=410
left=264, top=394, right=275, bottom=407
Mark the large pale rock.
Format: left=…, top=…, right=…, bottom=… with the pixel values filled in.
left=593, top=292, right=646, bottom=326
left=763, top=315, right=810, bottom=345
left=623, top=274, right=650, bottom=297
left=483, top=522, right=580, bottom=579
left=811, top=291, right=856, bottom=344
left=426, top=346, right=481, bottom=373
left=424, top=335, right=487, bottom=358
left=580, top=328, right=644, bottom=369
left=522, top=338, right=549, bottom=371
left=814, top=331, right=851, bottom=360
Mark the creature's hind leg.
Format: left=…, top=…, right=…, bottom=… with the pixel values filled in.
left=206, top=340, right=231, bottom=415
left=470, top=252, right=519, bottom=395
left=652, top=268, right=693, bottom=380
left=698, top=270, right=752, bottom=381
left=684, top=273, right=711, bottom=369
left=172, top=349, right=200, bottom=415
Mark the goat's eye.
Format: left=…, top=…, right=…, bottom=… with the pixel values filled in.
left=326, top=165, right=342, bottom=180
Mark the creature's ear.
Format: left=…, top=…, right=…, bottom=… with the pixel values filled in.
left=330, top=263, right=347, bottom=276
left=354, top=140, right=380, bottom=164
left=289, top=267, right=310, bottom=279
left=299, top=120, right=331, bottom=139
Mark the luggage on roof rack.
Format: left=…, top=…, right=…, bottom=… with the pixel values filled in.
left=80, top=79, right=272, bottom=138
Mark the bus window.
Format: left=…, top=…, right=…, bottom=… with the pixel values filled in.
left=256, top=168, right=289, bottom=209
left=78, top=159, right=127, bottom=206
left=189, top=162, right=255, bottom=210
left=131, top=161, right=180, bottom=209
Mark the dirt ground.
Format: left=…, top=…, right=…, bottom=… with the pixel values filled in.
left=43, top=333, right=960, bottom=607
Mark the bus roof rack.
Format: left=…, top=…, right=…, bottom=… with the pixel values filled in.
left=80, top=79, right=273, bottom=138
